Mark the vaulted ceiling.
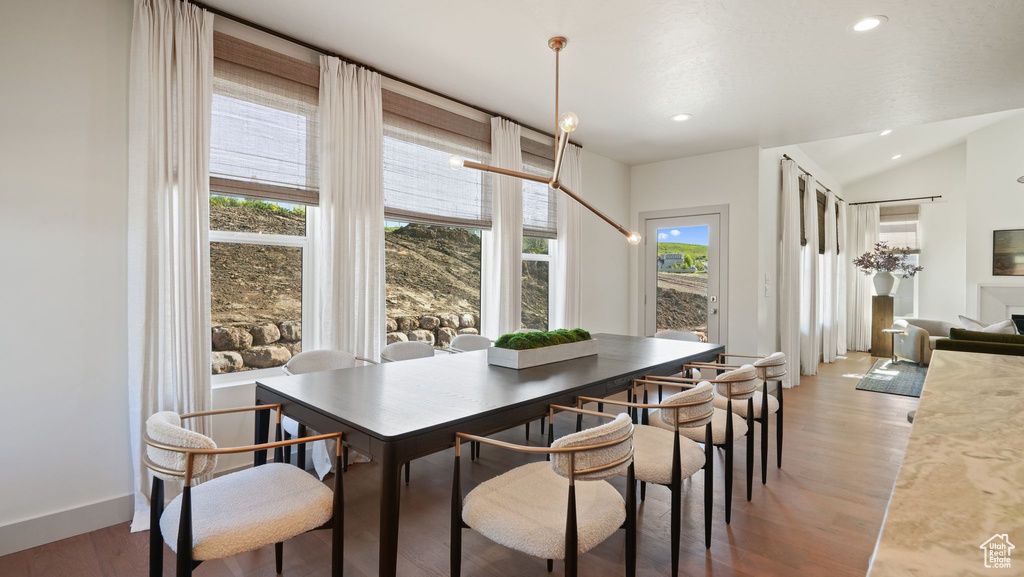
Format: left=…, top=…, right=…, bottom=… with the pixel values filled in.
left=202, top=0, right=1024, bottom=166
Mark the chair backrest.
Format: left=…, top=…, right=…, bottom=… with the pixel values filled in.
left=283, top=349, right=357, bottom=375
left=660, top=382, right=715, bottom=428
left=515, top=328, right=541, bottom=333
left=752, top=352, right=786, bottom=380
left=714, top=364, right=758, bottom=400
left=449, top=334, right=492, bottom=352
left=652, top=330, right=702, bottom=342
left=381, top=340, right=435, bottom=362
left=145, top=412, right=218, bottom=482
left=550, top=413, right=633, bottom=482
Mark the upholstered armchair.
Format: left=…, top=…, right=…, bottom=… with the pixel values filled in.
left=892, top=319, right=956, bottom=366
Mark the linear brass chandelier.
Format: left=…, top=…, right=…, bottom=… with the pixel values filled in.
left=448, top=36, right=642, bottom=245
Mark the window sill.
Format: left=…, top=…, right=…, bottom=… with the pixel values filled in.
left=211, top=367, right=287, bottom=390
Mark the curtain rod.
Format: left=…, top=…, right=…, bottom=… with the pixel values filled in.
left=187, top=0, right=576, bottom=148
left=849, top=195, right=942, bottom=206
left=781, top=154, right=846, bottom=202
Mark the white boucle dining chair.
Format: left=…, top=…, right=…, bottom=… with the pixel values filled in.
left=144, top=406, right=343, bottom=577
left=689, top=351, right=787, bottom=484
left=281, top=349, right=377, bottom=478
left=380, top=340, right=435, bottom=362
left=448, top=334, right=492, bottom=353
left=451, top=411, right=636, bottom=577
left=576, top=382, right=715, bottom=573
left=637, top=364, right=757, bottom=524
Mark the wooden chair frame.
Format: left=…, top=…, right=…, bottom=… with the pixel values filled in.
left=690, top=352, right=787, bottom=482
left=574, top=387, right=714, bottom=572
left=450, top=408, right=636, bottom=577
left=634, top=371, right=755, bottom=524
left=143, top=405, right=344, bottom=577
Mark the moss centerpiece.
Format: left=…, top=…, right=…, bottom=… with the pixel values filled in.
left=488, top=329, right=598, bottom=369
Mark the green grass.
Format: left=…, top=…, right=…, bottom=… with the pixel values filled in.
left=657, top=242, right=707, bottom=259
left=210, top=195, right=306, bottom=217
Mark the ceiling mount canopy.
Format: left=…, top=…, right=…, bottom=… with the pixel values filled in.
left=449, top=36, right=641, bottom=245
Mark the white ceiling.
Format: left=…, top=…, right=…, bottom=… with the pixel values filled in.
left=798, top=108, right=1024, bottom=185
left=202, top=0, right=1024, bottom=166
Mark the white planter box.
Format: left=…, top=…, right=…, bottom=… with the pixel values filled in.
left=487, top=339, right=599, bottom=369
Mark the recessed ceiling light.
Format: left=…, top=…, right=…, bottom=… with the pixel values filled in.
left=853, top=15, right=888, bottom=32
left=879, top=129, right=892, bottom=136
left=891, top=154, right=902, bottom=160
left=671, top=113, right=692, bottom=122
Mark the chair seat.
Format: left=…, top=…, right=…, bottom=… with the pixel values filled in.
left=649, top=407, right=748, bottom=444
left=462, top=461, right=625, bottom=560
left=630, top=425, right=706, bottom=485
left=161, top=463, right=333, bottom=561
left=712, top=391, right=779, bottom=418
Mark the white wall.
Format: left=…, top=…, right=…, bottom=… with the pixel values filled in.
left=629, top=146, right=761, bottom=353
left=580, top=149, right=631, bottom=334
left=844, top=144, right=968, bottom=323
left=965, top=113, right=1024, bottom=321
left=0, top=0, right=134, bottom=545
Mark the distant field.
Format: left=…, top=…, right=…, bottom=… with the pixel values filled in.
left=657, top=242, right=708, bottom=259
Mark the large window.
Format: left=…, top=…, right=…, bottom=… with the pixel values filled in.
left=879, top=205, right=920, bottom=317
left=208, top=33, right=319, bottom=375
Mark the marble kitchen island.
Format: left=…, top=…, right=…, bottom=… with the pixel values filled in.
left=868, top=350, right=1024, bottom=576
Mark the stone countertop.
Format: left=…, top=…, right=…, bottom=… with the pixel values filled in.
left=868, top=350, right=1024, bottom=576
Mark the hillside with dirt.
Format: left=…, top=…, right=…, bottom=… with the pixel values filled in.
left=657, top=271, right=708, bottom=336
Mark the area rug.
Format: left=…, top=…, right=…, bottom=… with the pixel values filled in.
left=855, top=359, right=928, bottom=397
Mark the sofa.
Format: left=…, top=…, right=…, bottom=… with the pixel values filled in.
left=891, top=318, right=956, bottom=366
left=934, top=328, right=1024, bottom=357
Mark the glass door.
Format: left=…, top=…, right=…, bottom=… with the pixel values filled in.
left=643, top=213, right=722, bottom=343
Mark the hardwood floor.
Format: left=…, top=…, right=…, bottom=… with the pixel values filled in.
left=0, top=352, right=919, bottom=577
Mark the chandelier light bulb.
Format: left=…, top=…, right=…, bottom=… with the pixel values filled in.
left=558, top=111, right=579, bottom=133
left=627, top=232, right=642, bottom=245
left=448, top=155, right=465, bottom=170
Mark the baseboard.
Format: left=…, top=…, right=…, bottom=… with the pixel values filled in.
left=0, top=494, right=134, bottom=557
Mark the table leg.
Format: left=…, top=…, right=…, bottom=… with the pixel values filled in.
left=254, top=407, right=270, bottom=467
left=378, top=444, right=402, bottom=577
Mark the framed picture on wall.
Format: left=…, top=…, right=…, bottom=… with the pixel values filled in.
left=992, top=229, right=1024, bottom=276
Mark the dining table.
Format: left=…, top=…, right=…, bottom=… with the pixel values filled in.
left=254, top=332, right=724, bottom=577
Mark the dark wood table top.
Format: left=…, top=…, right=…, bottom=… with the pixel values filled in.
left=256, top=333, right=722, bottom=442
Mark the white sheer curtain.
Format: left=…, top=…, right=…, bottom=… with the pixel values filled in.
left=312, top=56, right=383, bottom=478
left=552, top=143, right=582, bottom=329
left=821, top=191, right=838, bottom=363
left=799, top=175, right=820, bottom=376
left=837, top=200, right=848, bottom=355
left=316, top=56, right=384, bottom=360
left=847, top=204, right=879, bottom=351
left=481, top=118, right=523, bottom=338
left=126, top=0, right=213, bottom=532
left=778, top=160, right=802, bottom=388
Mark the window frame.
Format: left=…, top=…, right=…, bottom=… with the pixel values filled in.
left=209, top=206, right=315, bottom=387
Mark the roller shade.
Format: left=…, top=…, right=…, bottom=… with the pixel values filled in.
left=879, top=204, right=920, bottom=252
left=382, top=90, right=492, bottom=228
left=210, top=32, right=320, bottom=205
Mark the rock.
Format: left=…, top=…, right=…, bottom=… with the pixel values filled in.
left=386, top=317, right=398, bottom=332
left=459, top=313, right=475, bottom=328
left=211, top=351, right=243, bottom=374
left=458, top=328, right=480, bottom=335
left=418, top=315, right=440, bottom=330
left=277, top=321, right=301, bottom=342
left=241, top=345, right=292, bottom=369
left=437, top=327, right=458, bottom=346
left=250, top=324, right=281, bottom=345
left=472, top=314, right=480, bottom=328
left=386, top=331, right=408, bottom=344
left=438, top=313, right=459, bottom=328
left=407, top=329, right=435, bottom=346
left=397, top=316, right=419, bottom=331
left=212, top=326, right=252, bottom=351
left=280, top=341, right=303, bottom=357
